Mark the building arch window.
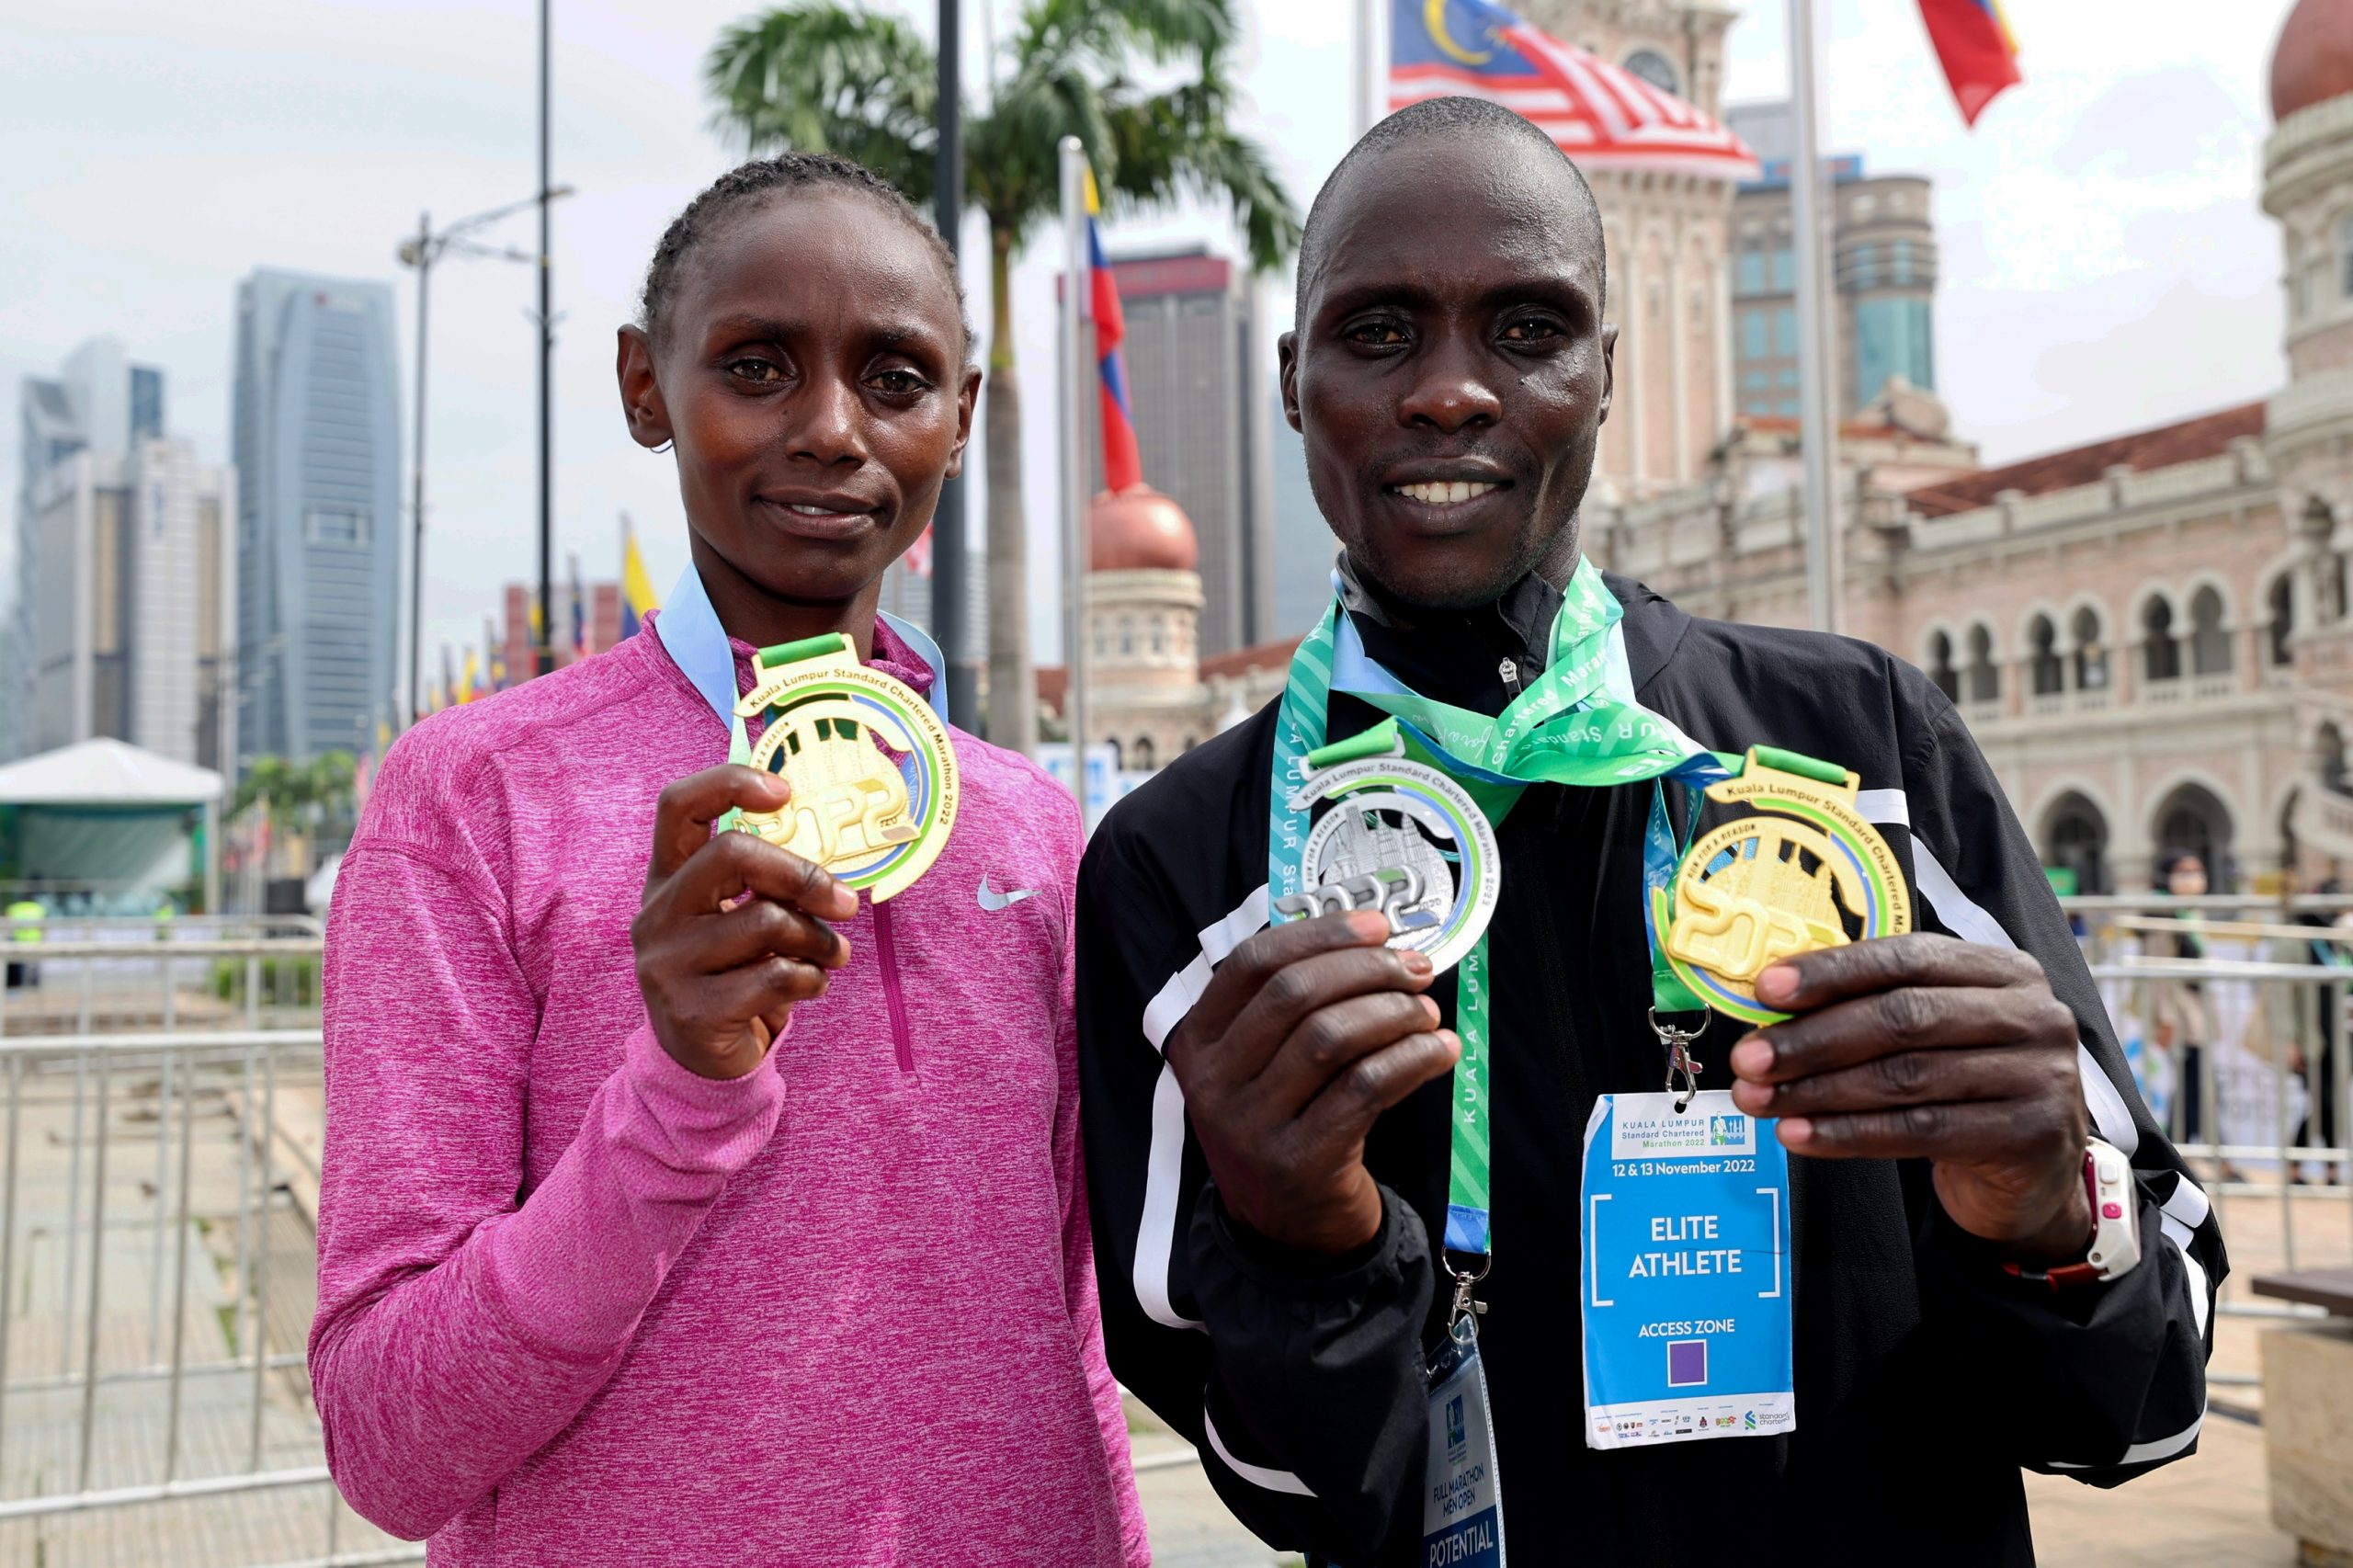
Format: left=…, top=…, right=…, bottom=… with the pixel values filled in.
left=2071, top=606, right=2109, bottom=689
left=2269, top=573, right=2295, bottom=665
left=1181, top=733, right=1198, bottom=754
left=1133, top=735, right=1156, bottom=771
left=2322, top=722, right=2349, bottom=796
left=2154, top=781, right=2234, bottom=889
left=1964, top=624, right=1999, bottom=703
left=2338, top=212, right=2353, bottom=297
left=2142, top=596, right=2180, bottom=682
left=2028, top=614, right=2063, bottom=696
left=1117, top=615, right=1135, bottom=657
left=1926, top=630, right=1959, bottom=702
left=1150, top=617, right=1166, bottom=656
left=2188, top=585, right=2231, bottom=675
left=1621, top=47, right=1681, bottom=96
left=1106, top=736, right=1123, bottom=770
left=2041, top=792, right=2109, bottom=896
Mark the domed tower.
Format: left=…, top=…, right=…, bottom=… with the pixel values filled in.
left=2267, top=0, right=2353, bottom=636
left=2266, top=0, right=2353, bottom=860
left=1083, top=483, right=1205, bottom=770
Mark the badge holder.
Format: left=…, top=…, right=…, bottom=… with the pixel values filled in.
left=1421, top=1294, right=1506, bottom=1566
left=722, top=633, right=961, bottom=903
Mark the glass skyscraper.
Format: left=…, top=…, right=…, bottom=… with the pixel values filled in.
left=232, top=268, right=403, bottom=770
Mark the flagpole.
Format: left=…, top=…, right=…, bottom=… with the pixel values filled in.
left=1060, top=136, right=1093, bottom=835
left=1789, top=0, right=1840, bottom=636
left=1352, top=0, right=1378, bottom=136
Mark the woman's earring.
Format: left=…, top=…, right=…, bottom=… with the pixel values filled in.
left=654, top=439, right=674, bottom=454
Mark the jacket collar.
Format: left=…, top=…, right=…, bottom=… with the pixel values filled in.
left=1332, top=551, right=1691, bottom=701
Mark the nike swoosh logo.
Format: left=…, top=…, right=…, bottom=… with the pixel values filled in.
left=978, top=873, right=1040, bottom=912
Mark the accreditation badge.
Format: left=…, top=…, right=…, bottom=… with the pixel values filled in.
left=1271, top=743, right=1501, bottom=977
left=1579, top=1091, right=1794, bottom=1450
left=1422, top=1318, right=1506, bottom=1566
left=728, top=635, right=960, bottom=903
left=1654, top=746, right=1911, bottom=1025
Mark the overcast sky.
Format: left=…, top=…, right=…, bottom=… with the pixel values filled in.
left=0, top=0, right=2296, bottom=682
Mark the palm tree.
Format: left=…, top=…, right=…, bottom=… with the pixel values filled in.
left=706, top=0, right=1300, bottom=751
left=233, top=753, right=358, bottom=873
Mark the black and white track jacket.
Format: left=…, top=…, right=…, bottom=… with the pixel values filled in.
left=1075, top=566, right=2223, bottom=1568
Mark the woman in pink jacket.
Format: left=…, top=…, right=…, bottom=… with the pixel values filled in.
left=312, top=153, right=1148, bottom=1566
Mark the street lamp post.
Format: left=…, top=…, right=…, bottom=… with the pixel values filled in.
left=538, top=0, right=556, bottom=676
left=932, top=0, right=977, bottom=726
left=395, top=188, right=573, bottom=726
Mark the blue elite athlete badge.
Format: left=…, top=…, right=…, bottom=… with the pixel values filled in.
left=1272, top=732, right=1501, bottom=977
left=725, top=633, right=960, bottom=903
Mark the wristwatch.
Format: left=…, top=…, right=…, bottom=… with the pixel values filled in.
left=2002, top=1138, right=2141, bottom=1289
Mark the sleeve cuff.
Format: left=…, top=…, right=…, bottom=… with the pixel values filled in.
left=620, top=1021, right=789, bottom=1150
left=1200, top=1184, right=1415, bottom=1300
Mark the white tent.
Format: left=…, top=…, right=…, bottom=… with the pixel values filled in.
left=0, top=738, right=224, bottom=806
left=0, top=739, right=225, bottom=911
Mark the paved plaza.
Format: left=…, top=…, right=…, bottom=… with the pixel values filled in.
left=0, top=969, right=2337, bottom=1565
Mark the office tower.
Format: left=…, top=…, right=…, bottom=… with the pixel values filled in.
left=1077, top=247, right=1276, bottom=658
left=11, top=341, right=234, bottom=769
left=1267, top=381, right=1334, bottom=642
left=233, top=269, right=403, bottom=769
left=1722, top=103, right=1939, bottom=420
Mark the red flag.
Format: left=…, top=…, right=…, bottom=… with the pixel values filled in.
left=1917, top=0, right=2020, bottom=126
left=1085, top=173, right=1145, bottom=494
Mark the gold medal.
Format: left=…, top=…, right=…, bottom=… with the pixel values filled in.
left=728, top=634, right=959, bottom=903
left=1654, top=747, right=1910, bottom=1025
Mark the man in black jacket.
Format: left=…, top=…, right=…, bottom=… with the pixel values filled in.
left=1076, top=97, right=2222, bottom=1567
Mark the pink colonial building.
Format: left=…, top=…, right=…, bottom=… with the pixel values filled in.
left=1589, top=0, right=2353, bottom=896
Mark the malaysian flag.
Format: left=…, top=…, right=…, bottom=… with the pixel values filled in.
left=1390, top=0, right=1757, bottom=181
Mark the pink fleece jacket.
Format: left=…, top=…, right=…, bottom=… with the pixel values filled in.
left=313, top=618, right=1147, bottom=1565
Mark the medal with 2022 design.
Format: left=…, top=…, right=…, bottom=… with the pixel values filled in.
left=1652, top=746, right=1910, bottom=1025
left=1272, top=730, right=1501, bottom=977
left=723, top=632, right=959, bottom=903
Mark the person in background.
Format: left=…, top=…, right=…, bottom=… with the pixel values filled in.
left=2149, top=851, right=2219, bottom=1163
left=5, top=892, right=44, bottom=989
left=310, top=153, right=1146, bottom=1566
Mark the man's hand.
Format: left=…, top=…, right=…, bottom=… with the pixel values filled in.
left=1726, top=934, right=2094, bottom=1265
left=632, top=766, right=858, bottom=1081
left=1166, top=912, right=1460, bottom=1256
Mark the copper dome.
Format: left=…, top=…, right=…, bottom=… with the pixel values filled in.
left=2273, top=0, right=2353, bottom=120
left=1087, top=483, right=1199, bottom=573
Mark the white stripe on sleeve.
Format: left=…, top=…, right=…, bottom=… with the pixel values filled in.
left=1203, top=1408, right=1317, bottom=1496
left=1134, top=889, right=1272, bottom=1332
left=2045, top=1407, right=2205, bottom=1471
left=1142, top=886, right=1271, bottom=1052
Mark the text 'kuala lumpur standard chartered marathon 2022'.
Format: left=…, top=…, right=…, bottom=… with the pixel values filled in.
left=16, top=0, right=2353, bottom=1565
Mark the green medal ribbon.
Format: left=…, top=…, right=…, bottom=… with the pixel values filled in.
left=1270, top=560, right=1737, bottom=1262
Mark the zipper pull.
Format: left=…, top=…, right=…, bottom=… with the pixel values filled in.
left=1497, top=656, right=1523, bottom=699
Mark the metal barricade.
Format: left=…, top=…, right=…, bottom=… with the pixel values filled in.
left=2062, top=895, right=2353, bottom=1392
left=0, top=935, right=416, bottom=1568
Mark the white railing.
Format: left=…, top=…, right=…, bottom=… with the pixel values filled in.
left=0, top=938, right=416, bottom=1568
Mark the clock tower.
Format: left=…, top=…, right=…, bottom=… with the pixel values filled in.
left=1511, top=0, right=1743, bottom=499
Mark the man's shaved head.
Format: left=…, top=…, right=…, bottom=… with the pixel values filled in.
left=1278, top=97, right=1618, bottom=609
left=1295, top=96, right=1607, bottom=327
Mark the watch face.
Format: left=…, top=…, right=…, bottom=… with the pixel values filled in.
left=1622, top=48, right=1681, bottom=97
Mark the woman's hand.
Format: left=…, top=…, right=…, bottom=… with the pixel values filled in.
left=631, top=766, right=858, bottom=1080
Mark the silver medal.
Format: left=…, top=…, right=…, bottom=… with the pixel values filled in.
left=1274, top=748, right=1502, bottom=976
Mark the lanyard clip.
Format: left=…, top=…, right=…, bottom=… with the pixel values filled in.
left=1443, top=1252, right=1492, bottom=1333
left=1650, top=1007, right=1706, bottom=1113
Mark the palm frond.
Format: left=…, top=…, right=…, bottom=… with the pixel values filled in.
left=704, top=3, right=938, bottom=201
